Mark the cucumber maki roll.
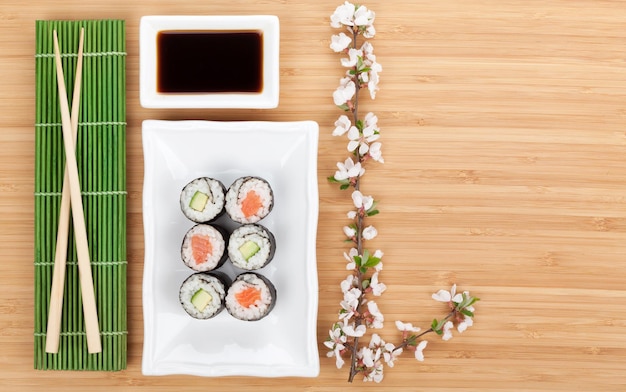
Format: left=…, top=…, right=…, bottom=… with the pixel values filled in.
left=180, top=177, right=226, bottom=223
left=225, top=176, right=274, bottom=224
left=228, top=224, right=276, bottom=270
left=181, top=224, right=228, bottom=272
left=225, top=272, right=277, bottom=321
left=179, top=272, right=231, bottom=319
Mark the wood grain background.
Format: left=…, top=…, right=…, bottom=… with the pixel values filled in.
left=1, top=0, right=625, bottom=390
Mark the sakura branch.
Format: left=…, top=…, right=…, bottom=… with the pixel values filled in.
left=325, top=2, right=479, bottom=383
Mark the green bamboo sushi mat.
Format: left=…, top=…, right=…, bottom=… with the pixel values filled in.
left=34, top=20, right=127, bottom=370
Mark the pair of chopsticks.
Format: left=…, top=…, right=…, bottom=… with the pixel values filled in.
left=45, top=28, right=101, bottom=354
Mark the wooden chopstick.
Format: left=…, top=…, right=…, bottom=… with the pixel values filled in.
left=48, top=28, right=101, bottom=354
left=45, top=28, right=86, bottom=354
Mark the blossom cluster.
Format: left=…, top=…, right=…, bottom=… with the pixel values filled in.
left=325, top=2, right=478, bottom=383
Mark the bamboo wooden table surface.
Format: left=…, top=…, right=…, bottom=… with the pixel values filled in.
left=1, top=0, right=625, bottom=390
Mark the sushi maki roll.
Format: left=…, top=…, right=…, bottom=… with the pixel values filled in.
left=225, top=272, right=277, bottom=321
left=225, top=176, right=274, bottom=224
left=228, top=224, right=276, bottom=270
left=181, top=224, right=228, bottom=272
left=179, top=272, right=231, bottom=319
left=180, top=177, right=226, bottom=223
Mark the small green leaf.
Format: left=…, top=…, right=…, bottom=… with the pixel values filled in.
left=431, top=318, right=445, bottom=334
left=356, top=119, right=364, bottom=131
left=360, top=266, right=368, bottom=274
left=362, top=279, right=370, bottom=289
left=340, top=183, right=350, bottom=190
left=461, top=309, right=474, bottom=317
left=337, top=103, right=350, bottom=111
left=367, top=209, right=379, bottom=217
left=353, top=255, right=362, bottom=266
left=328, top=177, right=350, bottom=186
left=357, top=56, right=364, bottom=70
left=363, top=257, right=381, bottom=268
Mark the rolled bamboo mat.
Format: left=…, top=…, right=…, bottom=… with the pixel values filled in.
left=34, top=19, right=127, bottom=371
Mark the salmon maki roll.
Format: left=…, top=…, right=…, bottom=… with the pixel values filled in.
left=225, top=176, right=274, bottom=224
left=181, top=224, right=228, bottom=272
left=225, top=272, right=276, bottom=321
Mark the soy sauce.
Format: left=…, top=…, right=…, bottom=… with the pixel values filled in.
left=157, top=31, right=263, bottom=93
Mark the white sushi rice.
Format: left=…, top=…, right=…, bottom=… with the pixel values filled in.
left=225, top=177, right=273, bottom=224
left=181, top=224, right=226, bottom=272
left=228, top=224, right=273, bottom=270
left=225, top=273, right=275, bottom=321
left=180, top=177, right=225, bottom=223
left=180, top=273, right=227, bottom=319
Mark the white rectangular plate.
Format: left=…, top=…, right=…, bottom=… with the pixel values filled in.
left=142, top=120, right=319, bottom=377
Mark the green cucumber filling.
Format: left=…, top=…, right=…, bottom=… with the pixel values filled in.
left=190, top=288, right=212, bottom=311
left=239, top=241, right=261, bottom=261
left=189, top=191, right=210, bottom=211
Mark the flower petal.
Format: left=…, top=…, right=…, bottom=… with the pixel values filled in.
left=432, top=289, right=451, bottom=302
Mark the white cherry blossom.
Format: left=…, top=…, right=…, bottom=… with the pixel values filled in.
left=343, top=323, right=366, bottom=337
left=369, top=272, right=386, bottom=296
left=325, top=326, right=347, bottom=368
left=432, top=284, right=463, bottom=303
left=344, top=248, right=358, bottom=269
left=329, top=348, right=345, bottom=368
left=354, top=5, right=375, bottom=27
left=442, top=320, right=454, bottom=341
left=368, top=142, right=384, bottom=162
left=384, top=345, right=401, bottom=367
left=360, top=347, right=375, bottom=368
left=361, top=41, right=376, bottom=63
left=352, top=190, right=374, bottom=210
left=334, top=157, right=364, bottom=181
left=346, top=125, right=361, bottom=152
left=341, top=48, right=362, bottom=67
left=343, top=225, right=356, bottom=238
left=364, top=111, right=378, bottom=128
left=367, top=60, right=382, bottom=99
left=457, top=314, right=474, bottom=333
left=333, top=77, right=356, bottom=106
left=330, top=32, right=352, bottom=52
left=347, top=122, right=380, bottom=154
left=340, top=274, right=356, bottom=293
left=363, top=225, right=378, bottom=240
left=367, top=301, right=384, bottom=328
left=330, top=1, right=356, bottom=28
left=395, top=320, right=421, bottom=333
left=332, top=115, right=351, bottom=136
left=415, top=340, right=428, bottom=361
left=340, top=287, right=361, bottom=320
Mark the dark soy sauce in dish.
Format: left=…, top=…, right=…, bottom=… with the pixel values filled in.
left=157, top=31, right=263, bottom=93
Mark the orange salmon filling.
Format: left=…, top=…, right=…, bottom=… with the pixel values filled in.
left=235, top=287, right=262, bottom=308
left=191, top=234, right=213, bottom=264
left=241, top=190, right=263, bottom=218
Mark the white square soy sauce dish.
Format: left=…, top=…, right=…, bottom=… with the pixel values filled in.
left=140, top=15, right=279, bottom=109
left=141, top=120, right=320, bottom=377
